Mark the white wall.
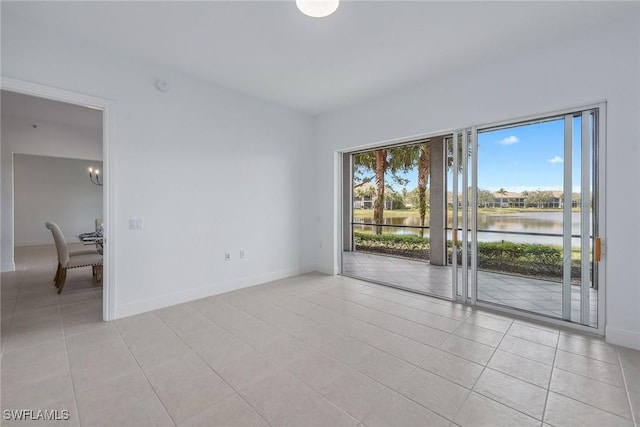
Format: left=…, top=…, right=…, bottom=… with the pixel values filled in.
left=1, top=116, right=103, bottom=270
left=315, top=18, right=640, bottom=349
left=1, top=15, right=317, bottom=317
left=13, top=154, right=103, bottom=246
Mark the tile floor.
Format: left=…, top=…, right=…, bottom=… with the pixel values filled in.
left=343, top=251, right=598, bottom=327
left=1, top=245, right=639, bottom=426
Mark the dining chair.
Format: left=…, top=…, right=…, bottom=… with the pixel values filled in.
left=46, top=222, right=99, bottom=285
left=45, top=222, right=103, bottom=294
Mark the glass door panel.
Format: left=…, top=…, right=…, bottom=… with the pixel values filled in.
left=474, top=109, right=599, bottom=328
left=450, top=130, right=471, bottom=301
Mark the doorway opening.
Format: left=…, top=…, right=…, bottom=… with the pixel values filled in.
left=0, top=79, right=114, bottom=328
left=342, top=135, right=453, bottom=298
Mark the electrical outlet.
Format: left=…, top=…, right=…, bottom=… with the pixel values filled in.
left=224, top=252, right=231, bottom=261
left=239, top=250, right=245, bottom=259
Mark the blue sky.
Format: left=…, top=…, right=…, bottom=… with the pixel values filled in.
left=387, top=116, right=589, bottom=193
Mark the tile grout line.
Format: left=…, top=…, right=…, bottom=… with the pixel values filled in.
left=111, top=319, right=179, bottom=427
left=272, top=283, right=465, bottom=346
left=262, top=281, right=519, bottom=373
left=151, top=311, right=273, bottom=427
left=446, top=318, right=542, bottom=424
left=204, top=293, right=460, bottom=423
left=1, top=268, right=23, bottom=359
left=540, top=329, right=560, bottom=426
left=617, top=348, right=638, bottom=427
left=187, top=303, right=366, bottom=425
left=58, top=303, right=82, bottom=427
left=248, top=286, right=460, bottom=368
left=236, top=285, right=502, bottom=424
left=222, top=299, right=455, bottom=424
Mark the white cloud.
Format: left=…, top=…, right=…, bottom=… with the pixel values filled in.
left=548, top=156, right=563, bottom=164
left=500, top=136, right=519, bottom=145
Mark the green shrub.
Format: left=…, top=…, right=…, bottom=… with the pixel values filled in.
left=476, top=241, right=562, bottom=265
left=354, top=232, right=430, bottom=255
left=354, top=232, right=429, bottom=245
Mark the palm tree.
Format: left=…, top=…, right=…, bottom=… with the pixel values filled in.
left=354, top=147, right=413, bottom=234
left=354, top=137, right=469, bottom=236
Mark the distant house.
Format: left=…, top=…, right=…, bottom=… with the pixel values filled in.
left=447, top=190, right=580, bottom=209
left=489, top=192, right=526, bottom=208
left=490, top=190, right=566, bottom=208
left=353, top=183, right=396, bottom=209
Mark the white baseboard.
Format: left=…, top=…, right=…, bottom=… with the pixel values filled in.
left=1, top=261, right=16, bottom=272
left=114, top=265, right=316, bottom=319
left=314, top=264, right=336, bottom=275
left=606, top=326, right=640, bottom=351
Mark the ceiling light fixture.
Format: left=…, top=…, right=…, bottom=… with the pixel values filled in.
left=88, top=167, right=103, bottom=187
left=296, top=0, right=339, bottom=18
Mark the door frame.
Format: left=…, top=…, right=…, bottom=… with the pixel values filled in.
left=470, top=103, right=607, bottom=335
left=2, top=77, right=117, bottom=321
left=338, top=128, right=463, bottom=297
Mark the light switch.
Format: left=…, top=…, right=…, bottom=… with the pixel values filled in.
left=129, top=219, right=143, bottom=230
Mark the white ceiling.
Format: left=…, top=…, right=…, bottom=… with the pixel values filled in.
left=1, top=90, right=103, bottom=130
left=3, top=1, right=638, bottom=114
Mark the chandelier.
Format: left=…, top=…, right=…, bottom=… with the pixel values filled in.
left=88, top=167, right=103, bottom=187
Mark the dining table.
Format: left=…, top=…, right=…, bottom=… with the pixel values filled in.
left=78, top=231, right=104, bottom=252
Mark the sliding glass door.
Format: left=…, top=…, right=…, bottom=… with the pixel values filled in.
left=449, top=130, right=474, bottom=303
left=473, top=107, right=602, bottom=329
left=341, top=105, right=604, bottom=331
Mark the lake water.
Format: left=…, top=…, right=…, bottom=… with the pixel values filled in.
left=353, top=211, right=592, bottom=246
